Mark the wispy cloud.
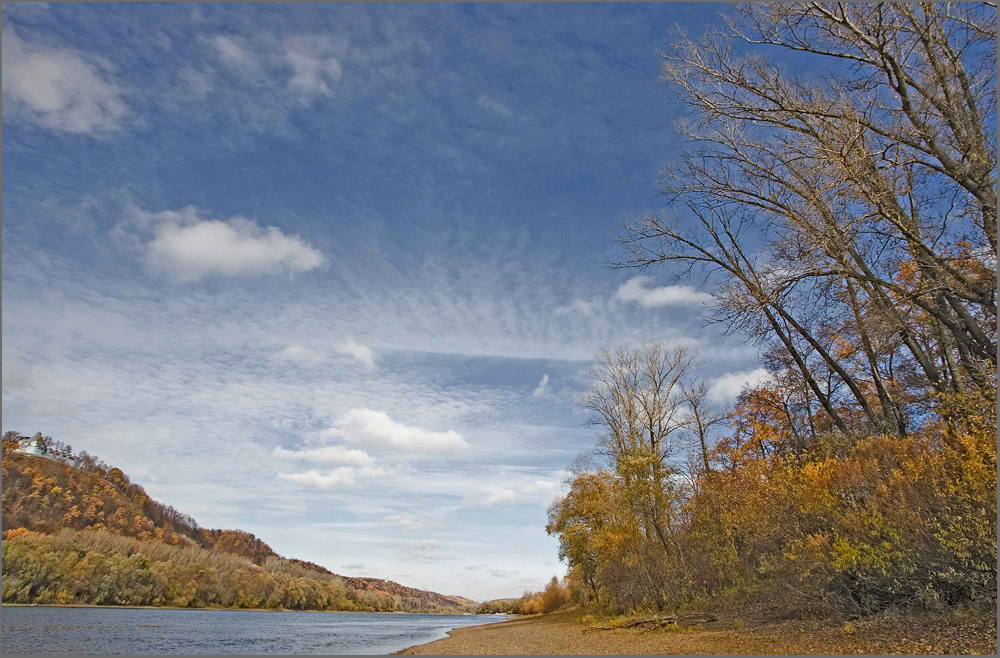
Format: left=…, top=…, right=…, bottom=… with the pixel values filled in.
left=208, top=34, right=261, bottom=78
left=273, top=445, right=375, bottom=467
left=178, top=65, right=213, bottom=98
left=279, top=344, right=324, bottom=367
left=1, top=27, right=127, bottom=135
left=480, top=486, right=515, bottom=506
left=477, top=94, right=512, bottom=117
left=382, top=512, right=433, bottom=530
left=285, top=35, right=345, bottom=101
left=554, top=300, right=598, bottom=316
left=277, top=465, right=385, bottom=489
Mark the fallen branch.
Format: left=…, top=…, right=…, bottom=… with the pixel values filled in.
left=583, top=613, right=718, bottom=633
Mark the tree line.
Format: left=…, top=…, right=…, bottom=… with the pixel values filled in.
left=2, top=528, right=460, bottom=612
left=475, top=576, right=571, bottom=615
left=547, top=2, right=995, bottom=619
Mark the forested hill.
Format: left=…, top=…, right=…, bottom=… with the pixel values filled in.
left=1, top=433, right=475, bottom=612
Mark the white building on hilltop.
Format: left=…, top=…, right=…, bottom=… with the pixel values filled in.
left=12, top=435, right=81, bottom=468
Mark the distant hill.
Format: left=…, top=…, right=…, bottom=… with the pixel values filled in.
left=344, top=576, right=477, bottom=611
left=1, top=432, right=476, bottom=612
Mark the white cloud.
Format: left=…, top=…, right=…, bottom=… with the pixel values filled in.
left=279, top=345, right=324, bottom=367
left=285, top=35, right=344, bottom=100
left=532, top=374, right=549, bottom=397
left=325, top=408, right=468, bottom=454
left=708, top=367, right=774, bottom=402
left=1, top=28, right=127, bottom=135
left=277, top=465, right=384, bottom=489
left=481, top=486, right=515, bottom=506
left=477, top=94, right=512, bottom=117
left=615, top=276, right=712, bottom=307
left=335, top=338, right=374, bottom=368
left=130, top=207, right=324, bottom=282
left=272, top=445, right=375, bottom=467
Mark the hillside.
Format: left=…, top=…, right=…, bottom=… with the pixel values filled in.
left=1, top=433, right=476, bottom=612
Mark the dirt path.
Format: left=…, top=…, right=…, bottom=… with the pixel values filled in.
left=396, top=608, right=997, bottom=655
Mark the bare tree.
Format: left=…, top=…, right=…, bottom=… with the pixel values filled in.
left=682, top=379, right=729, bottom=474
left=620, top=2, right=996, bottom=438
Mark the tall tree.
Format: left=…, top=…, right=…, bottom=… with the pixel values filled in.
left=620, top=2, right=997, bottom=437
left=580, top=342, right=694, bottom=567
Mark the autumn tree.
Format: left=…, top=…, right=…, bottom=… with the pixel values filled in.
left=580, top=342, right=695, bottom=568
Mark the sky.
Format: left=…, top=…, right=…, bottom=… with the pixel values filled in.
left=2, top=2, right=771, bottom=601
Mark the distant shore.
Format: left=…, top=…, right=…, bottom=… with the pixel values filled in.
left=395, top=608, right=997, bottom=655
left=1, top=603, right=476, bottom=615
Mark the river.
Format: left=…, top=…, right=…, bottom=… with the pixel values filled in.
left=1, top=606, right=509, bottom=655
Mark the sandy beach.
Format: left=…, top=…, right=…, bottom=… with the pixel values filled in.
left=395, top=608, right=997, bottom=655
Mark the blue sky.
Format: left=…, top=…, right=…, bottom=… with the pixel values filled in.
left=2, top=3, right=769, bottom=601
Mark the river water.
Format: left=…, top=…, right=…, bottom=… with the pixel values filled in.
left=1, top=606, right=509, bottom=655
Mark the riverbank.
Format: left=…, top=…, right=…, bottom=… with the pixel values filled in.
left=396, top=607, right=997, bottom=654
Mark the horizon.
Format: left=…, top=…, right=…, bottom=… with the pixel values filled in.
left=1, top=2, right=772, bottom=601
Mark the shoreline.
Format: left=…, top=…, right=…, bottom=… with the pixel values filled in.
left=394, top=608, right=998, bottom=655
left=1, top=602, right=479, bottom=616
